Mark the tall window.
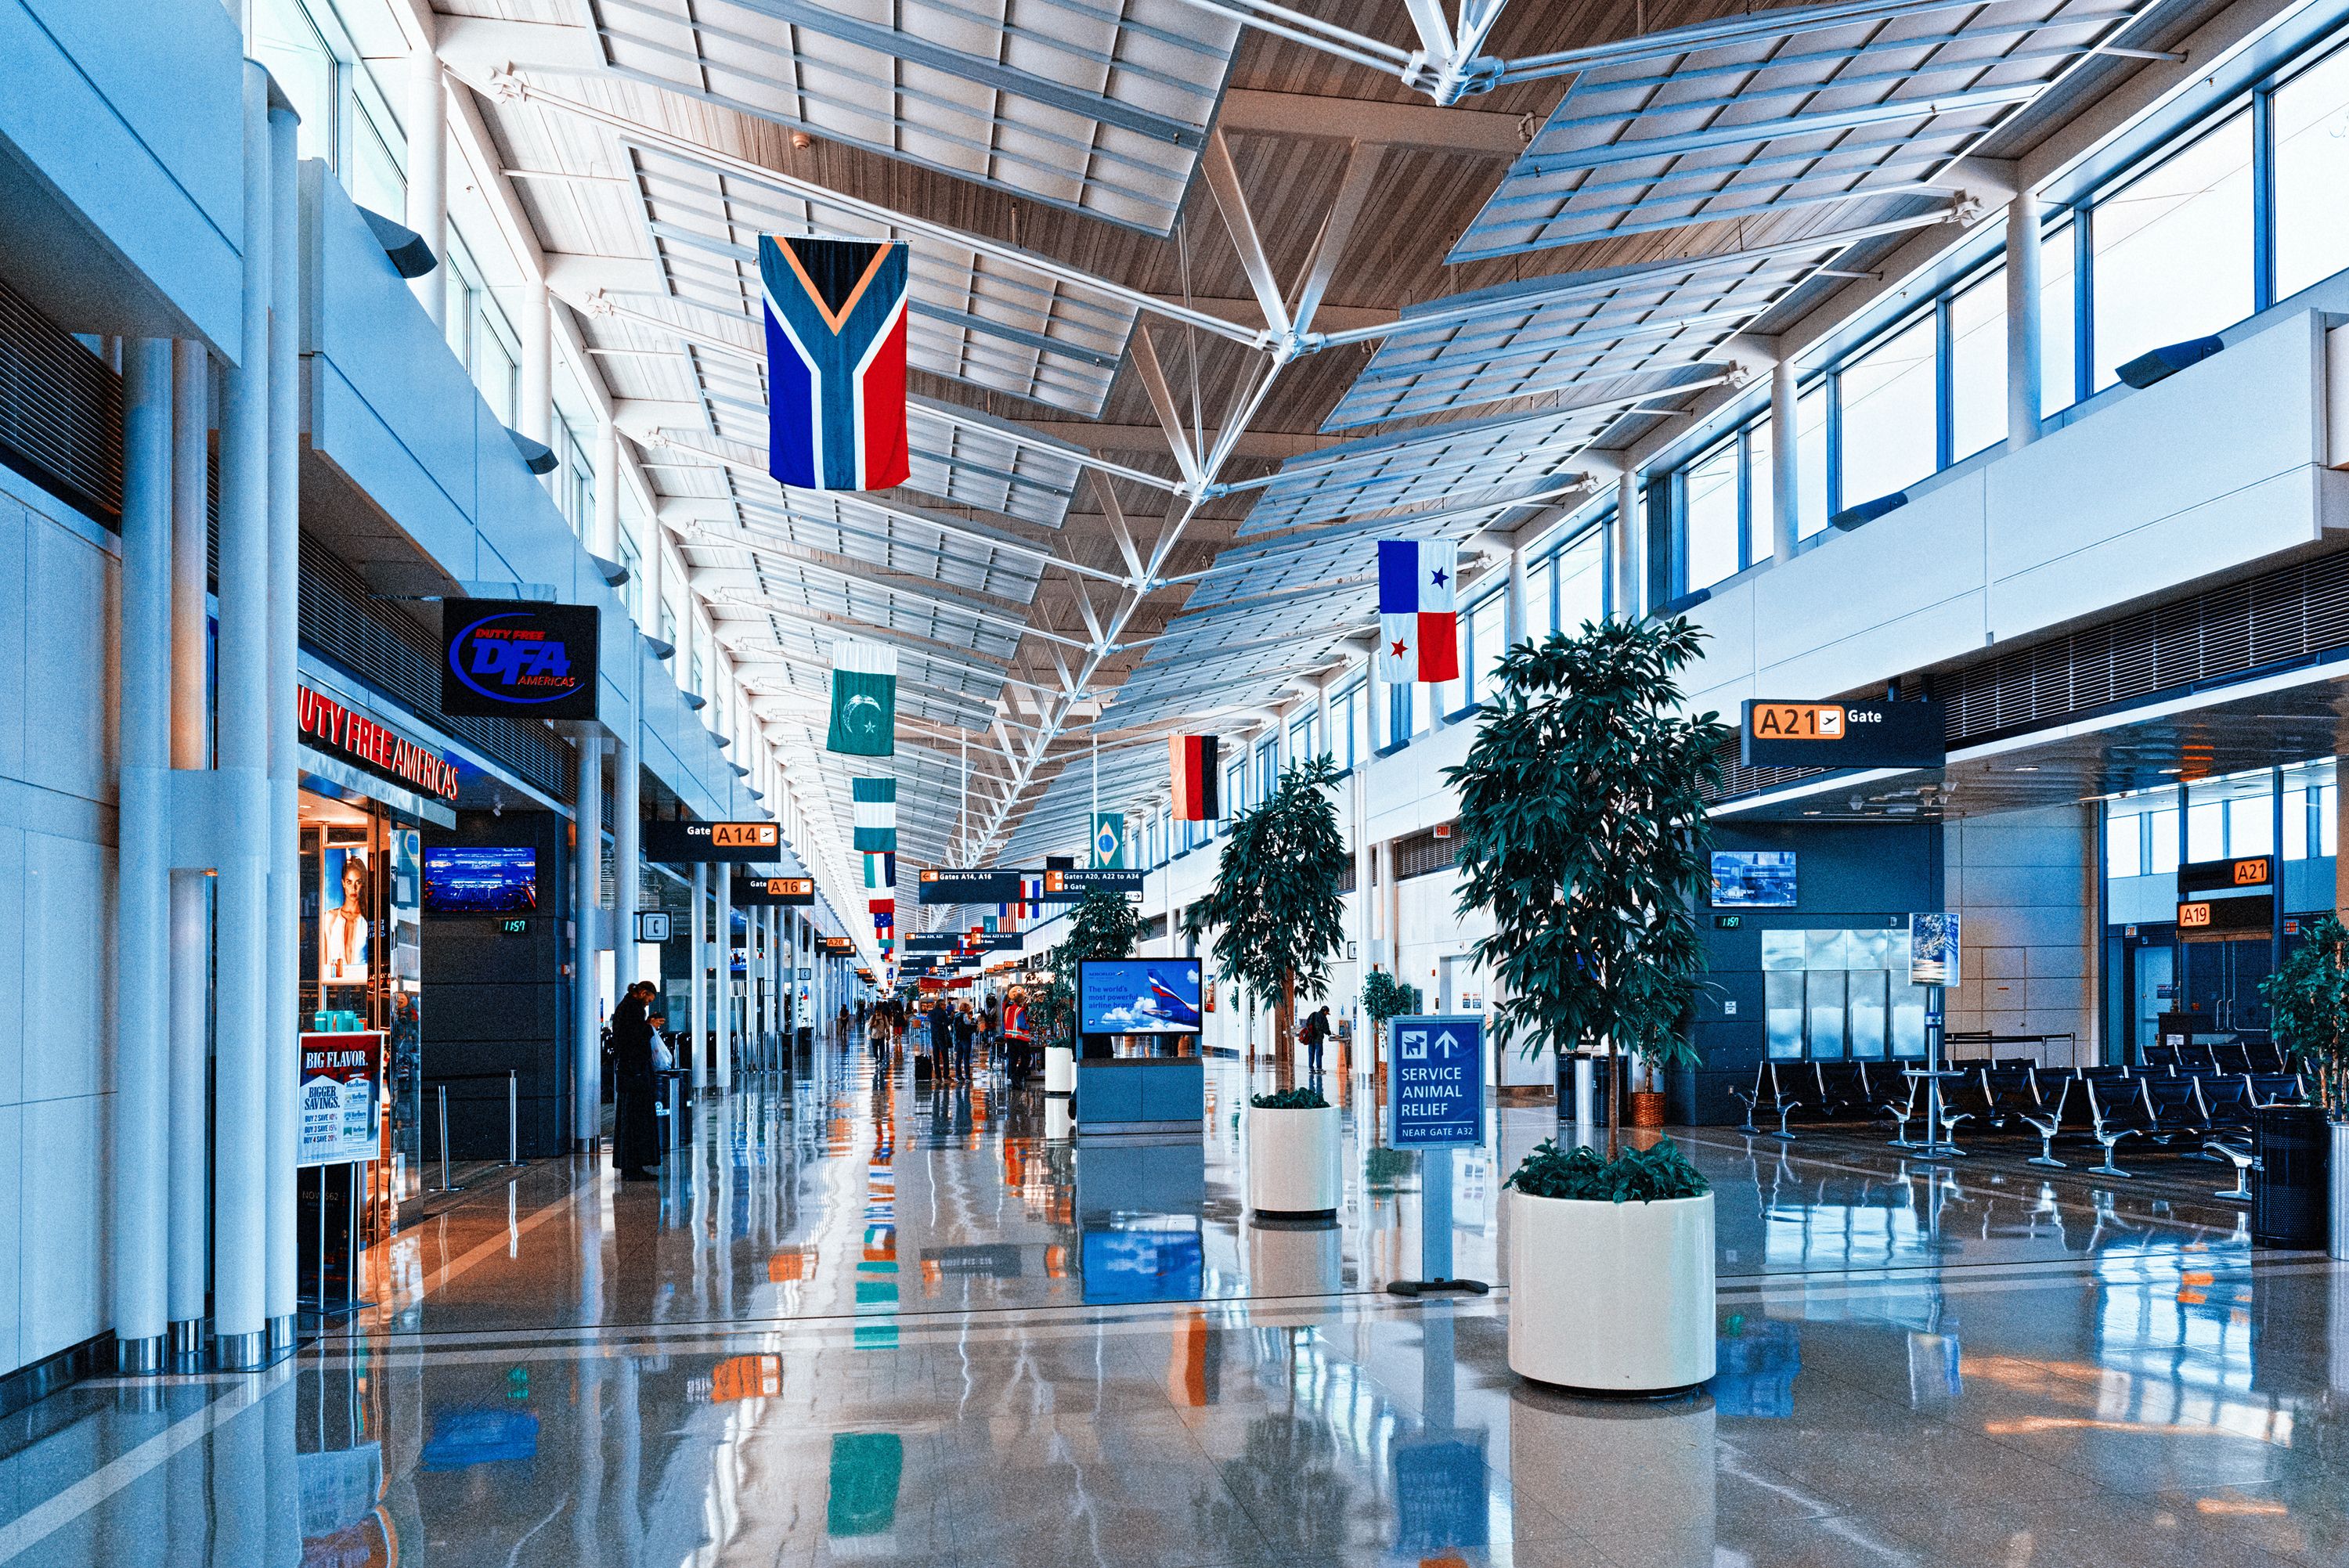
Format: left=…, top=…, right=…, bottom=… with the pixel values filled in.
left=1468, top=591, right=1506, bottom=702
left=2042, top=217, right=2080, bottom=415
left=1556, top=529, right=1606, bottom=628
left=1795, top=385, right=1830, bottom=538
left=1747, top=418, right=1775, bottom=553
left=1682, top=438, right=1742, bottom=592
left=2274, top=44, right=2349, bottom=299
left=1838, top=314, right=1937, bottom=506
left=1947, top=265, right=2006, bottom=461
left=1525, top=555, right=1555, bottom=640
left=2091, top=111, right=2254, bottom=387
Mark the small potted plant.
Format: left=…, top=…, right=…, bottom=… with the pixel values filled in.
left=1245, top=1085, right=1341, bottom=1219
left=1448, top=617, right=1729, bottom=1393
left=1359, top=969, right=1422, bottom=1074
left=2260, top=914, right=2349, bottom=1258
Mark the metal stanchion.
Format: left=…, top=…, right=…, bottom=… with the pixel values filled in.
left=507, top=1070, right=520, bottom=1166
left=436, top=1083, right=462, bottom=1193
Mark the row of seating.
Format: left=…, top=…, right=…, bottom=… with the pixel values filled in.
left=2142, top=1039, right=2291, bottom=1076
left=1729, top=1057, right=2311, bottom=1189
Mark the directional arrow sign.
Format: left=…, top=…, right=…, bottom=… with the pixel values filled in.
left=1385, top=1014, right=1484, bottom=1149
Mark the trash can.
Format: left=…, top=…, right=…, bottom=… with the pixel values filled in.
left=2253, top=1104, right=2329, bottom=1248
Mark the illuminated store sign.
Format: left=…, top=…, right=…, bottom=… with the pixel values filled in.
left=298, top=686, right=460, bottom=802
left=441, top=598, right=601, bottom=720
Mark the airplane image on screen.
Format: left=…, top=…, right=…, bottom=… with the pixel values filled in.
left=1141, top=969, right=1201, bottom=1028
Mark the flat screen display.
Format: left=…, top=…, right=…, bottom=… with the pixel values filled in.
left=1077, top=960, right=1203, bottom=1035
left=1711, top=850, right=1796, bottom=909
left=422, top=847, right=538, bottom=916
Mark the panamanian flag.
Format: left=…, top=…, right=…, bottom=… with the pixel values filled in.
left=1376, top=539, right=1460, bottom=684
left=760, top=235, right=910, bottom=491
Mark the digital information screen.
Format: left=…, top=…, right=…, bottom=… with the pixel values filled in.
left=422, top=846, right=538, bottom=916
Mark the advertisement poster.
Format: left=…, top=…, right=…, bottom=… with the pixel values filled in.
left=320, top=845, right=371, bottom=985
left=1908, top=913, right=1961, bottom=987
left=299, top=1032, right=384, bottom=1167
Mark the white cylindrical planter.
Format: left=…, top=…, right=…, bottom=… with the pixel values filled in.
left=1247, top=1219, right=1342, bottom=1296
left=1044, top=1044, right=1076, bottom=1095
left=1045, top=1097, right=1073, bottom=1141
left=1507, top=1189, right=1716, bottom=1393
left=1246, top=1105, right=1342, bottom=1219
left=2331, top=1122, right=2349, bottom=1262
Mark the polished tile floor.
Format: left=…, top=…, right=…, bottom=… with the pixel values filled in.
left=4, top=1036, right=2346, bottom=1567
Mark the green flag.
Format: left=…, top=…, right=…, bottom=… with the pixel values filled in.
left=827, top=640, right=897, bottom=756
left=1092, top=811, right=1127, bottom=869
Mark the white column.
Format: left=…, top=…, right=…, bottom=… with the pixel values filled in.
left=613, top=730, right=639, bottom=996
left=1613, top=465, right=1640, bottom=618
left=211, top=60, right=275, bottom=1371
left=691, top=861, right=708, bottom=1092
left=405, top=20, right=446, bottom=326
left=716, top=869, right=734, bottom=1090
left=1771, top=356, right=1800, bottom=559
left=592, top=417, right=620, bottom=560
left=574, top=736, right=604, bottom=1150
left=168, top=339, right=210, bottom=1354
left=2006, top=190, right=2044, bottom=452
left=113, top=337, right=173, bottom=1373
left=265, top=99, right=301, bottom=1352
left=519, top=274, right=552, bottom=452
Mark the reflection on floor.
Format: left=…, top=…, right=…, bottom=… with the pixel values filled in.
left=2, top=1036, right=2344, bottom=1567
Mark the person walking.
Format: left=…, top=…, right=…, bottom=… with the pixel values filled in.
left=610, top=980, right=662, bottom=1181
left=1001, top=987, right=1032, bottom=1085
left=951, top=1002, right=977, bottom=1083
left=1302, top=1004, right=1332, bottom=1080
left=927, top=997, right=953, bottom=1078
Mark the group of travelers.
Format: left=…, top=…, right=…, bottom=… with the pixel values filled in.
left=853, top=987, right=1036, bottom=1085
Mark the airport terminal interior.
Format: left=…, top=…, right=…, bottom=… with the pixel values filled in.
left=9, top=0, right=2349, bottom=1563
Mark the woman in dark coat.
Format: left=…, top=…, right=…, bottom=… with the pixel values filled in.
left=611, top=981, right=661, bottom=1180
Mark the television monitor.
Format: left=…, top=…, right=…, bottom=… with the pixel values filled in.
left=1711, top=850, right=1796, bottom=908
left=1077, top=959, right=1203, bottom=1035
left=422, top=846, right=539, bottom=916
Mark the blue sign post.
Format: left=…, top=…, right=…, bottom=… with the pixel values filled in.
left=1384, top=1015, right=1488, bottom=1298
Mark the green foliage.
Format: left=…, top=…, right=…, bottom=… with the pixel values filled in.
left=1446, top=618, right=1729, bottom=1073
left=1363, top=1145, right=1416, bottom=1191
left=1250, top=1087, right=1330, bottom=1109
left=1505, top=1136, right=1712, bottom=1203
left=1193, top=755, right=1351, bottom=1040
left=1359, top=968, right=1423, bottom=1026
left=1036, top=888, right=1140, bottom=1047
left=2261, top=914, right=2349, bottom=1118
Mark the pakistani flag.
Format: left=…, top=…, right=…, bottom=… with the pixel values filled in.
left=1091, top=811, right=1127, bottom=869
left=828, top=640, right=897, bottom=756
left=853, top=776, right=897, bottom=852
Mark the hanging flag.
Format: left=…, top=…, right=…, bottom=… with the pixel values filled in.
left=983, top=915, right=998, bottom=934
left=996, top=900, right=1020, bottom=935
left=828, top=641, right=897, bottom=755
left=1170, top=734, right=1220, bottom=821
left=1376, top=539, right=1460, bottom=684
left=1019, top=872, right=1043, bottom=921
left=760, top=235, right=910, bottom=492
left=864, top=851, right=897, bottom=890
left=852, top=777, right=897, bottom=852
left=1092, top=812, right=1128, bottom=869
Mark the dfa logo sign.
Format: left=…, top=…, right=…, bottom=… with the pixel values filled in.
left=441, top=598, right=601, bottom=720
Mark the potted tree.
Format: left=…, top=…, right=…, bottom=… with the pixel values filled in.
left=1192, top=754, right=1351, bottom=1078
left=1359, top=968, right=1422, bottom=1077
left=1448, top=617, right=1729, bottom=1393
left=1245, top=1084, right=1341, bottom=1219
left=2259, top=914, right=2349, bottom=1258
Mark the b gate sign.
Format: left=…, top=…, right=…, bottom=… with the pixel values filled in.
left=1386, top=1015, right=1485, bottom=1148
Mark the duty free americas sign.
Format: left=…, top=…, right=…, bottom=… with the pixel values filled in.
left=298, top=686, right=459, bottom=802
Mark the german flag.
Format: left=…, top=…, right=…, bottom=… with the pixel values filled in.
left=1170, top=734, right=1219, bottom=821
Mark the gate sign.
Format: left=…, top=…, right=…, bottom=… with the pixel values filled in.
left=1386, top=1015, right=1484, bottom=1148
left=298, top=1031, right=384, bottom=1167
left=1739, top=697, right=1946, bottom=770
left=644, top=820, right=782, bottom=862
left=735, top=875, right=816, bottom=906
left=440, top=598, right=601, bottom=720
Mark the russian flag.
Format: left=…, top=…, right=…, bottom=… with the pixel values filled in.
left=1377, top=539, right=1460, bottom=684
